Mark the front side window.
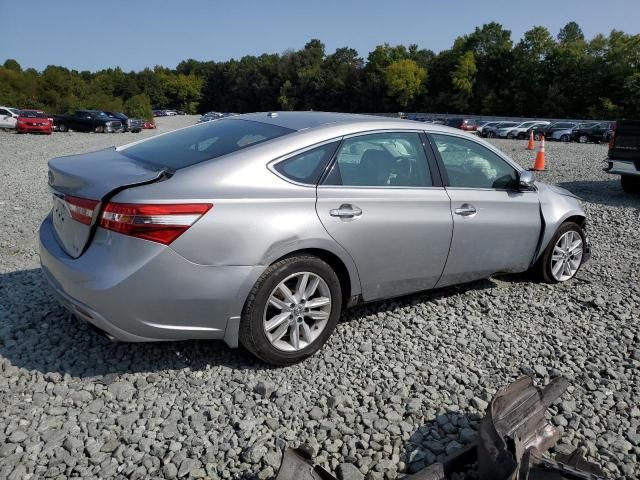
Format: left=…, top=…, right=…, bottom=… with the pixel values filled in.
left=274, top=141, right=340, bottom=185
left=121, top=119, right=293, bottom=170
left=431, top=134, right=518, bottom=189
left=323, top=132, right=432, bottom=187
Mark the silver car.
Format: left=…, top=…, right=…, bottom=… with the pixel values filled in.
left=40, top=112, right=591, bottom=365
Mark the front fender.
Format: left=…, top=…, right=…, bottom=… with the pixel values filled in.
left=534, top=183, right=586, bottom=262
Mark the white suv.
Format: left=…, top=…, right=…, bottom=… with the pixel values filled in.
left=497, top=121, right=550, bottom=139
left=0, top=106, right=20, bottom=130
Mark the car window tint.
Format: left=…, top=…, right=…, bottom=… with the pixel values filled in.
left=274, top=141, right=340, bottom=185
left=431, top=134, right=518, bottom=190
left=120, top=119, right=294, bottom=170
left=323, top=132, right=432, bottom=187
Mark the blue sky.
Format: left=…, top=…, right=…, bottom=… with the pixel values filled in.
left=1, top=0, right=639, bottom=72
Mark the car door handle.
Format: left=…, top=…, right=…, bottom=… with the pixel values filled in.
left=330, top=204, right=363, bottom=218
left=454, top=204, right=477, bottom=216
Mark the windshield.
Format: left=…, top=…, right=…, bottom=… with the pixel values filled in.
left=20, top=111, right=47, bottom=118
left=120, top=118, right=294, bottom=170
left=497, top=122, right=518, bottom=128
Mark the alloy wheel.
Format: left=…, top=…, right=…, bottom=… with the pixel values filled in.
left=263, top=272, right=332, bottom=351
left=579, top=135, right=588, bottom=143
left=550, top=231, right=583, bottom=281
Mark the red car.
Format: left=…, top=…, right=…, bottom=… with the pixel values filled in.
left=143, top=120, right=156, bottom=129
left=17, top=110, right=52, bottom=134
left=445, top=118, right=478, bottom=132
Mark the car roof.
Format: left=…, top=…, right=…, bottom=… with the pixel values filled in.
left=234, top=111, right=407, bottom=131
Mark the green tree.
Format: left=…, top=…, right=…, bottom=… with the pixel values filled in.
left=124, top=93, right=153, bottom=119
left=384, top=59, right=427, bottom=109
left=3, top=59, right=22, bottom=72
left=451, top=51, right=477, bottom=111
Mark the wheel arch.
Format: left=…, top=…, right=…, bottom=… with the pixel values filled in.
left=267, top=246, right=361, bottom=308
left=534, top=209, right=586, bottom=263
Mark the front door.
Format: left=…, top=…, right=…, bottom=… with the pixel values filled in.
left=316, top=131, right=453, bottom=301
left=427, top=133, right=541, bottom=287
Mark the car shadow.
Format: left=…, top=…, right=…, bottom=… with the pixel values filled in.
left=343, top=278, right=498, bottom=322
left=401, top=410, right=482, bottom=475
left=0, top=268, right=261, bottom=378
left=557, top=179, right=640, bottom=208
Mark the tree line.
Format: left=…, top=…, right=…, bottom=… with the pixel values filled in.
left=1, top=22, right=639, bottom=120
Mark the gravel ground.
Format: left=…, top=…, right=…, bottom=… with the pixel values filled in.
left=0, top=119, right=638, bottom=480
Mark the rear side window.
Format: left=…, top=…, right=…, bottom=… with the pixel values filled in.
left=120, top=119, right=293, bottom=170
left=274, top=141, right=339, bottom=185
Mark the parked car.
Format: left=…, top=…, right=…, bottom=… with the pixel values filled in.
left=102, top=111, right=143, bottom=133
left=532, top=122, right=578, bottom=141
left=55, top=110, right=123, bottom=133
left=497, top=121, right=550, bottom=139
left=573, top=122, right=613, bottom=144
left=198, top=112, right=224, bottom=123
left=0, top=106, right=20, bottom=130
left=128, top=119, right=145, bottom=132
left=40, top=112, right=591, bottom=365
left=143, top=120, right=156, bottom=129
left=476, top=121, right=501, bottom=136
left=17, top=109, right=52, bottom=134
left=152, top=110, right=167, bottom=117
left=482, top=121, right=519, bottom=138
left=605, top=120, right=640, bottom=192
left=445, top=118, right=478, bottom=132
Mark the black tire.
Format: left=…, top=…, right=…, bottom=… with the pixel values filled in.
left=94, top=125, right=105, bottom=133
left=533, top=222, right=586, bottom=284
left=58, top=124, right=68, bottom=132
left=517, top=132, right=526, bottom=140
left=621, top=175, right=640, bottom=193
left=578, top=134, right=589, bottom=144
left=239, top=255, right=343, bottom=366
left=534, top=133, right=542, bottom=141
left=486, top=131, right=496, bottom=138
left=560, top=134, right=570, bottom=142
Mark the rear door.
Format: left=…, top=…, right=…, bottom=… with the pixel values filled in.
left=610, top=120, right=640, bottom=160
left=316, top=131, right=453, bottom=301
left=427, top=133, right=541, bottom=287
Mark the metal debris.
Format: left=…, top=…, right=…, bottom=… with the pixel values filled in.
left=276, top=375, right=606, bottom=480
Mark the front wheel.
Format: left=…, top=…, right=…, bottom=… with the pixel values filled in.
left=58, top=124, right=68, bottom=132
left=534, top=133, right=542, bottom=141
left=621, top=175, right=640, bottom=193
left=239, top=255, right=343, bottom=365
left=534, top=222, right=586, bottom=283
left=94, top=125, right=105, bottom=133
left=560, top=134, right=570, bottom=142
left=578, top=134, right=589, bottom=143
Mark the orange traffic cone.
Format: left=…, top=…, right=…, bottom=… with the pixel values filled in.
left=526, top=130, right=535, bottom=150
left=530, top=136, right=546, bottom=171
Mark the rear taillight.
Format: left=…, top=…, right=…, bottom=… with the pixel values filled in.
left=99, top=203, right=212, bottom=245
left=65, top=196, right=100, bottom=225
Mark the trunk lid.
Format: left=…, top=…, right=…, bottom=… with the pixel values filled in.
left=609, top=120, right=640, bottom=160
left=47, top=147, right=166, bottom=258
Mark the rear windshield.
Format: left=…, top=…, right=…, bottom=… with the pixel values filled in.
left=20, top=111, right=46, bottom=118
left=120, top=118, right=294, bottom=170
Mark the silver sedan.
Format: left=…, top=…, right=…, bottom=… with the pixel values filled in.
left=40, top=112, right=590, bottom=365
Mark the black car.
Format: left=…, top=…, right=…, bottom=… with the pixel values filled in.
left=54, top=110, right=123, bottom=133
left=532, top=122, right=578, bottom=141
left=573, top=122, right=614, bottom=144
left=103, top=111, right=143, bottom=133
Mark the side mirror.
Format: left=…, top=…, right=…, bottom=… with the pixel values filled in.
left=519, top=170, right=535, bottom=190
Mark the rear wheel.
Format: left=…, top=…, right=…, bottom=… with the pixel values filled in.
left=560, top=134, right=570, bottom=142
left=239, top=255, right=343, bottom=366
left=621, top=175, right=640, bottom=193
left=58, top=124, right=68, bottom=132
left=578, top=134, right=589, bottom=143
left=534, top=133, right=542, bottom=141
left=534, top=222, right=586, bottom=283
